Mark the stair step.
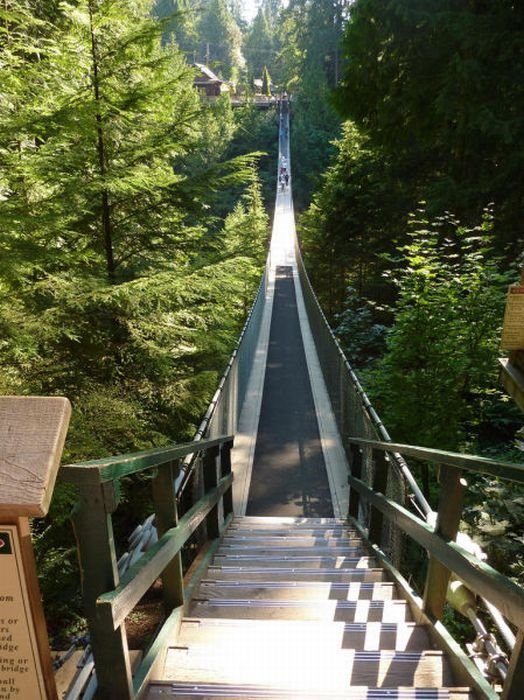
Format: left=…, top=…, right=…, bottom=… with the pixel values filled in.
left=161, top=647, right=452, bottom=688
left=217, top=546, right=369, bottom=557
left=147, top=682, right=474, bottom=699
left=231, top=517, right=347, bottom=527
left=178, top=618, right=432, bottom=651
left=189, top=598, right=412, bottom=622
left=206, top=566, right=387, bottom=582
left=223, top=534, right=363, bottom=545
left=213, top=555, right=376, bottom=568
left=197, top=580, right=399, bottom=601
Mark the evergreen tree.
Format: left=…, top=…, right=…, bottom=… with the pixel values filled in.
left=369, top=208, right=509, bottom=453
left=300, top=122, right=405, bottom=314
left=334, top=0, right=524, bottom=255
left=244, top=5, right=275, bottom=79
left=261, top=65, right=272, bottom=95
left=198, top=0, right=245, bottom=81
left=154, top=0, right=199, bottom=56
left=278, top=0, right=347, bottom=209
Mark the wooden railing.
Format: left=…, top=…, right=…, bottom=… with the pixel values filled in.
left=59, top=435, right=234, bottom=699
left=348, top=437, right=524, bottom=700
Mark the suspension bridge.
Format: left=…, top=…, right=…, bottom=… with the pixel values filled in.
left=14, top=99, right=524, bottom=699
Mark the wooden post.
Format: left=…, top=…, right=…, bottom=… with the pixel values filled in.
left=72, top=479, right=133, bottom=699
left=423, top=465, right=466, bottom=619
left=348, top=443, right=362, bottom=520
left=152, top=461, right=184, bottom=612
left=368, top=449, right=388, bottom=545
left=203, top=446, right=221, bottom=539
left=0, top=396, right=71, bottom=700
left=220, top=440, right=234, bottom=521
left=502, top=630, right=524, bottom=700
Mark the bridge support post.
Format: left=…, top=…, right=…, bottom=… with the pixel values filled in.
left=423, top=465, right=466, bottom=619
left=73, top=479, right=133, bottom=698
left=502, top=630, right=524, bottom=700
left=220, top=440, right=234, bottom=520
left=348, top=444, right=362, bottom=521
left=203, top=446, right=221, bottom=539
left=368, top=450, right=388, bottom=544
left=152, top=460, right=184, bottom=612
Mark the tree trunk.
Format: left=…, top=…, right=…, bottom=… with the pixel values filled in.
left=88, top=0, right=116, bottom=284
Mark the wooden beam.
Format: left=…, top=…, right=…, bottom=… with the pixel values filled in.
left=368, top=450, right=388, bottom=544
left=152, top=460, right=184, bottom=612
left=502, top=630, right=524, bottom=700
left=499, top=358, right=524, bottom=413
left=423, top=466, right=466, bottom=619
left=72, top=482, right=133, bottom=699
left=0, top=396, right=71, bottom=516
left=348, top=444, right=363, bottom=520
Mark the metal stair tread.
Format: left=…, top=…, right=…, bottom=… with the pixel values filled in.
left=161, top=646, right=453, bottom=688
left=177, top=617, right=432, bottom=651
left=196, top=579, right=399, bottom=600
left=222, top=534, right=364, bottom=544
left=205, top=565, right=388, bottom=582
left=212, top=555, right=377, bottom=568
left=216, top=546, right=369, bottom=556
left=231, top=517, right=349, bottom=526
left=188, top=597, right=413, bottom=622
left=146, top=682, right=474, bottom=699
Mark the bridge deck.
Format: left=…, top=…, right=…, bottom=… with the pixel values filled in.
left=247, top=265, right=333, bottom=517
left=232, top=114, right=349, bottom=519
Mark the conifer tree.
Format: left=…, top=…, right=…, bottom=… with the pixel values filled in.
left=198, top=0, right=245, bottom=81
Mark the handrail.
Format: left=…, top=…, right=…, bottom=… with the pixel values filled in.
left=348, top=437, right=524, bottom=484
left=176, top=266, right=268, bottom=496
left=60, top=434, right=235, bottom=699
left=348, top=472, right=524, bottom=628
left=347, top=435, right=524, bottom=698
left=59, top=434, right=234, bottom=484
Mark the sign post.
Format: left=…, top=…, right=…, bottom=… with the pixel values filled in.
left=0, top=397, right=71, bottom=700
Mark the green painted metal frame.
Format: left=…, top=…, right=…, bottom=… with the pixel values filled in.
left=347, top=436, right=524, bottom=700
left=60, top=434, right=234, bottom=700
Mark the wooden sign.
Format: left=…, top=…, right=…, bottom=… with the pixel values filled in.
left=0, top=524, right=47, bottom=699
left=501, top=286, right=524, bottom=350
left=0, top=396, right=71, bottom=699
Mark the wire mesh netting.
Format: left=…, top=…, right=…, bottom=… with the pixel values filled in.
left=295, top=244, right=406, bottom=565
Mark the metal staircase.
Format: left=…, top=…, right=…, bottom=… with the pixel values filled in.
left=146, top=516, right=473, bottom=699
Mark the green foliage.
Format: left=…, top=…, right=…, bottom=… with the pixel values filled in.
left=224, top=104, right=280, bottom=214
left=333, top=287, right=386, bottom=370
left=0, top=1, right=271, bottom=639
left=244, top=4, right=277, bottom=80
left=277, top=0, right=346, bottom=209
left=368, top=207, right=510, bottom=451
left=261, top=65, right=272, bottom=96
left=463, top=477, right=524, bottom=585
left=334, top=0, right=524, bottom=256
left=198, top=0, right=245, bottom=82
left=299, top=121, right=409, bottom=314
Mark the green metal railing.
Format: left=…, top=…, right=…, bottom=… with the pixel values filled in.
left=59, top=434, right=234, bottom=699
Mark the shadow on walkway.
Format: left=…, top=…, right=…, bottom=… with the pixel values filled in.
left=247, top=266, right=333, bottom=518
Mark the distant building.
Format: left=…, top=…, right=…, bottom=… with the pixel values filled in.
left=193, top=63, right=231, bottom=98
